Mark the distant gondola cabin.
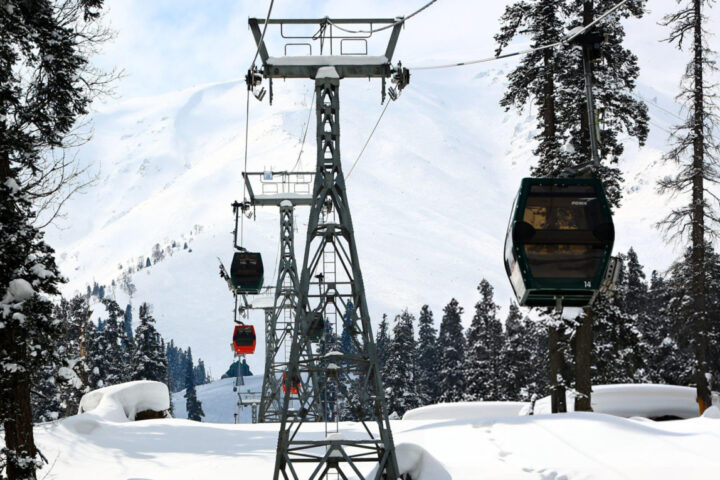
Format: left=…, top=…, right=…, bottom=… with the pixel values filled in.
left=504, top=178, right=615, bottom=307
left=232, top=324, right=256, bottom=355
left=282, top=372, right=300, bottom=395
left=230, top=251, right=264, bottom=294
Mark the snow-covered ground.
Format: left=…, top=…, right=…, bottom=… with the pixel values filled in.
left=30, top=404, right=720, bottom=479
left=21, top=380, right=718, bottom=478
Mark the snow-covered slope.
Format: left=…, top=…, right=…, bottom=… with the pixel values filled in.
left=172, top=376, right=263, bottom=424
left=45, top=66, right=688, bottom=376
left=28, top=408, right=720, bottom=479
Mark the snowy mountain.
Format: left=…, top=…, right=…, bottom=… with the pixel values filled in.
left=45, top=63, right=687, bottom=377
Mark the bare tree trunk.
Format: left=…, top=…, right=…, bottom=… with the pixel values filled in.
left=571, top=0, right=596, bottom=414
left=691, top=0, right=711, bottom=415
left=2, top=325, right=39, bottom=480
left=574, top=312, right=593, bottom=412
left=549, top=325, right=567, bottom=413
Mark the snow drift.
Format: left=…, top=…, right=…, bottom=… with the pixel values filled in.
left=403, top=401, right=528, bottom=421
left=529, top=384, right=720, bottom=418
left=77, top=380, right=170, bottom=422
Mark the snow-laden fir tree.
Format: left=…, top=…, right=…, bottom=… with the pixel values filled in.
left=644, top=270, right=693, bottom=385
left=657, top=0, right=719, bottom=413
left=416, top=305, right=440, bottom=405
left=384, top=310, right=420, bottom=417
left=376, top=314, right=391, bottom=380
left=124, top=304, right=134, bottom=343
left=648, top=247, right=720, bottom=388
left=56, top=295, right=96, bottom=417
left=495, top=0, right=567, bottom=178
left=87, top=299, right=131, bottom=390
left=315, top=319, right=339, bottom=421
left=464, top=280, right=505, bottom=401
left=193, top=359, right=209, bottom=387
left=588, top=250, right=648, bottom=385
left=501, top=302, right=548, bottom=401
left=0, top=178, right=65, bottom=479
left=184, top=348, right=204, bottom=421
left=131, top=303, right=168, bottom=382
left=437, top=299, right=466, bottom=403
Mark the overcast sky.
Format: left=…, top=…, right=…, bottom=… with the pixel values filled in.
left=92, top=0, right=718, bottom=103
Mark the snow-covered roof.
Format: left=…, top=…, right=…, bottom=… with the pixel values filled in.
left=267, top=55, right=388, bottom=67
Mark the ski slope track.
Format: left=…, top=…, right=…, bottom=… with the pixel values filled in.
left=46, top=68, right=689, bottom=377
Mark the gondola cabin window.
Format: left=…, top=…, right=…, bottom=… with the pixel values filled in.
left=521, top=185, right=605, bottom=279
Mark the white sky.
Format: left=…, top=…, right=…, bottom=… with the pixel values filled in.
left=93, top=0, right=718, bottom=103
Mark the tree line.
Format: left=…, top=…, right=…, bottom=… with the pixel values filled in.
left=31, top=296, right=211, bottom=423
left=372, top=245, right=720, bottom=418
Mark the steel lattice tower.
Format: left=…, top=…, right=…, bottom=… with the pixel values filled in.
left=258, top=201, right=322, bottom=423
left=247, top=17, right=408, bottom=479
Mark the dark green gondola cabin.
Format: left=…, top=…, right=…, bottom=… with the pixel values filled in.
left=230, top=251, right=264, bottom=294
left=504, top=178, right=614, bottom=307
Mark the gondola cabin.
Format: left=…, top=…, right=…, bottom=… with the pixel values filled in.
left=230, top=251, right=264, bottom=294
left=504, top=178, right=614, bottom=307
left=308, top=312, right=325, bottom=342
left=232, top=324, right=256, bottom=355
left=282, top=372, right=300, bottom=394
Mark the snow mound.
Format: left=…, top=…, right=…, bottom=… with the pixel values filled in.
left=702, top=406, right=720, bottom=419
left=402, top=401, right=528, bottom=421
left=366, top=443, right=450, bottom=480
left=78, top=380, right=170, bottom=422
left=529, top=384, right=714, bottom=418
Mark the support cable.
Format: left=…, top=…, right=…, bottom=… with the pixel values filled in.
left=250, top=0, right=275, bottom=69
left=631, top=92, right=684, bottom=121
left=408, top=0, right=630, bottom=71
left=346, top=100, right=391, bottom=180
left=291, top=90, right=316, bottom=172
left=240, top=88, right=250, bottom=248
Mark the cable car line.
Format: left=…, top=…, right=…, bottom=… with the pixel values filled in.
left=407, top=0, right=630, bottom=71
left=631, top=91, right=684, bottom=121
left=346, top=99, right=391, bottom=180
left=290, top=90, right=316, bottom=172
left=326, top=0, right=438, bottom=34
left=249, top=0, right=275, bottom=70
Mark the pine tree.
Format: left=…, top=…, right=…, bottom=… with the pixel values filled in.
left=124, top=304, right=134, bottom=343
left=556, top=0, right=648, bottom=205
left=658, top=0, right=719, bottom=413
left=0, top=178, right=64, bottom=479
left=437, top=299, right=466, bottom=402
left=184, top=348, right=204, bottom=421
left=193, top=359, right=209, bottom=387
left=501, top=302, right=547, bottom=401
left=589, top=252, right=647, bottom=384
left=58, top=295, right=95, bottom=416
left=88, top=299, right=131, bottom=389
left=315, top=319, right=339, bottom=420
left=131, top=303, right=168, bottom=382
left=495, top=0, right=567, bottom=177
left=416, top=305, right=440, bottom=405
left=644, top=270, right=693, bottom=385
left=384, top=310, right=420, bottom=417
left=464, top=280, right=505, bottom=401
left=376, top=314, right=391, bottom=380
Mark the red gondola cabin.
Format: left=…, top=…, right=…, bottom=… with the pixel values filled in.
left=232, top=324, right=256, bottom=355
left=282, top=372, right=300, bottom=394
